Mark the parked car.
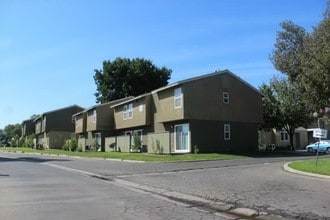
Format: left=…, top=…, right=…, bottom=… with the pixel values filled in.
left=306, top=140, right=330, bottom=153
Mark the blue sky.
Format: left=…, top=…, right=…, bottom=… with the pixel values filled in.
left=0, top=0, right=326, bottom=129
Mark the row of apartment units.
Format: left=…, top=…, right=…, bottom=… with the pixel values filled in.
left=21, top=70, right=264, bottom=153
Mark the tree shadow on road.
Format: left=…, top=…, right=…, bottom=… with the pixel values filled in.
left=241, top=150, right=330, bottom=159
left=0, top=156, right=70, bottom=163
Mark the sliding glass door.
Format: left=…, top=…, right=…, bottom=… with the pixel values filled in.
left=174, top=123, right=190, bottom=153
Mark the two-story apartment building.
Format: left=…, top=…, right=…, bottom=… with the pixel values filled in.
left=110, top=93, right=153, bottom=152
left=34, top=105, right=84, bottom=149
left=21, top=119, right=35, bottom=138
left=106, top=70, right=263, bottom=154
left=73, top=97, right=132, bottom=151
left=150, top=70, right=263, bottom=153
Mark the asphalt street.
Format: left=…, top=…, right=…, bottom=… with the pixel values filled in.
left=1, top=152, right=329, bottom=219
left=0, top=154, right=234, bottom=220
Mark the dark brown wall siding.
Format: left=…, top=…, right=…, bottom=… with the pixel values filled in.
left=46, top=106, right=83, bottom=132
left=22, top=120, right=34, bottom=136
left=190, top=120, right=258, bottom=153
left=96, top=104, right=114, bottom=131
left=183, top=73, right=263, bottom=123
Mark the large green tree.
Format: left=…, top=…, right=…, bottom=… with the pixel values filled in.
left=270, top=2, right=330, bottom=112
left=1, top=123, right=22, bottom=147
left=94, top=57, right=172, bottom=103
left=260, top=77, right=313, bottom=150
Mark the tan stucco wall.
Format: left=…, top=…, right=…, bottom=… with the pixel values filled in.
left=48, top=131, right=72, bottom=149
left=153, top=87, right=184, bottom=123
left=116, top=135, right=130, bottom=152
left=105, top=136, right=116, bottom=152
left=260, top=128, right=309, bottom=149
left=35, top=120, right=42, bottom=134
left=147, top=132, right=170, bottom=154
left=86, top=110, right=97, bottom=131
left=78, top=137, right=86, bottom=151
left=113, top=96, right=151, bottom=129
left=86, top=104, right=114, bottom=132
left=74, top=114, right=86, bottom=133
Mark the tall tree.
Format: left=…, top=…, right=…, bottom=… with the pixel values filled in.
left=270, top=21, right=306, bottom=81
left=299, top=15, right=330, bottom=111
left=94, top=57, right=172, bottom=103
left=270, top=3, right=330, bottom=111
left=260, top=77, right=313, bottom=150
left=2, top=124, right=22, bottom=147
left=3, top=124, right=21, bottom=138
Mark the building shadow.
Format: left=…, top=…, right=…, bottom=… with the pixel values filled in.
left=0, top=156, right=70, bottom=163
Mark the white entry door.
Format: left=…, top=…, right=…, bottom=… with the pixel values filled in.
left=174, top=123, right=190, bottom=153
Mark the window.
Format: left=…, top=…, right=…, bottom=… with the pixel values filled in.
left=280, top=131, right=289, bottom=142
left=139, top=104, right=144, bottom=112
left=123, top=105, right=128, bottom=120
left=174, top=87, right=182, bottom=108
left=223, top=92, right=229, bottom=104
left=128, top=103, right=133, bottom=119
left=123, top=104, right=133, bottom=120
left=42, top=116, right=46, bottom=131
left=93, top=110, right=97, bottom=123
left=224, top=124, right=231, bottom=140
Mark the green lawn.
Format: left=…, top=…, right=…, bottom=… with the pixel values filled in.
left=0, top=147, right=244, bottom=162
left=289, top=158, right=330, bottom=176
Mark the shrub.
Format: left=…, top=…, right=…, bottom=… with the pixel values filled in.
left=151, top=138, right=164, bottom=154
left=62, top=137, right=78, bottom=152
left=131, top=133, right=141, bottom=152
left=76, top=143, right=83, bottom=152
left=23, top=134, right=35, bottom=148
left=90, top=139, right=100, bottom=151
left=193, top=145, right=199, bottom=154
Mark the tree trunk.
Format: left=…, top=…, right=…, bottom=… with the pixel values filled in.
left=289, top=128, right=295, bottom=151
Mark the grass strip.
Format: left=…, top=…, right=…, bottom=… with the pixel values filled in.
left=288, top=158, right=330, bottom=176
left=0, top=147, right=244, bottom=162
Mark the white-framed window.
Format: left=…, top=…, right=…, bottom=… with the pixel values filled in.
left=223, top=92, right=229, bottom=104
left=174, top=87, right=182, bottom=109
left=123, top=105, right=128, bottom=120
left=128, top=103, right=133, bottom=119
left=123, top=104, right=133, bottom=120
left=92, top=109, right=97, bottom=123
left=280, top=131, right=289, bottom=142
left=224, top=124, right=231, bottom=140
left=139, top=104, right=144, bottom=112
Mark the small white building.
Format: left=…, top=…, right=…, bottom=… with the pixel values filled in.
left=259, top=127, right=309, bottom=150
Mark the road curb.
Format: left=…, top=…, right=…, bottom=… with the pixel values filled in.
left=0, top=150, right=146, bottom=163
left=283, top=162, right=330, bottom=179
left=41, top=162, right=262, bottom=219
